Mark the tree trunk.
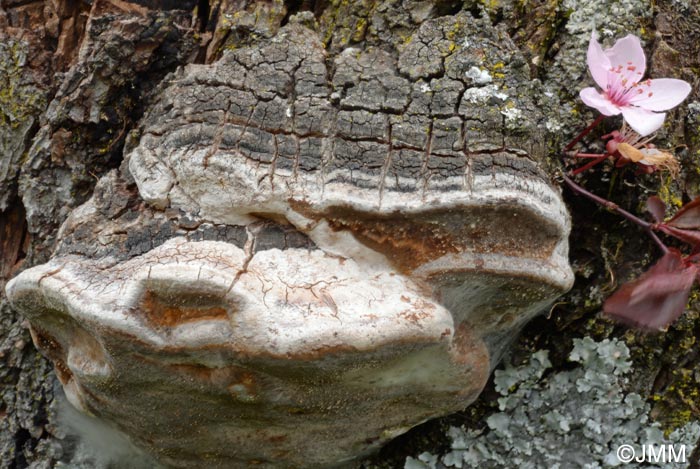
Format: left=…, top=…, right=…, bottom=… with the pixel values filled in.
left=1, top=0, right=699, bottom=467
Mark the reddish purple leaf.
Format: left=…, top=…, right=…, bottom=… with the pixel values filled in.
left=658, top=225, right=700, bottom=248
left=687, top=250, right=700, bottom=263
left=646, top=196, right=666, bottom=223
left=604, top=250, right=696, bottom=331
left=668, top=197, right=700, bottom=229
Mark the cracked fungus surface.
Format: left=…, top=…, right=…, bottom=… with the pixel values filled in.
left=7, top=11, right=574, bottom=469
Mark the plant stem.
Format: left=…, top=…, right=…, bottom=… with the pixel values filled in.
left=564, top=115, right=606, bottom=153
left=562, top=174, right=646, bottom=225
left=572, top=153, right=608, bottom=159
left=561, top=174, right=669, bottom=253
left=648, top=230, right=670, bottom=254
left=571, top=156, right=608, bottom=175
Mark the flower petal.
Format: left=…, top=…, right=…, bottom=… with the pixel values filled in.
left=604, top=34, right=646, bottom=83
left=620, top=106, right=665, bottom=136
left=616, top=142, right=645, bottom=162
left=628, top=78, right=692, bottom=111
left=587, top=30, right=612, bottom=89
left=637, top=148, right=680, bottom=174
left=580, top=87, right=620, bottom=116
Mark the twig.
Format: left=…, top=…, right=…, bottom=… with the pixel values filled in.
left=647, top=229, right=670, bottom=254
left=571, top=156, right=608, bottom=175
left=564, top=115, right=606, bottom=152
left=571, top=152, right=609, bottom=159
left=561, top=174, right=669, bottom=254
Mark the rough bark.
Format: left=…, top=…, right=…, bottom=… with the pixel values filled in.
left=1, top=0, right=699, bottom=468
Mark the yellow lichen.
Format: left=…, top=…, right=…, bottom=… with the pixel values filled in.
left=352, top=18, right=367, bottom=43
left=656, top=174, right=683, bottom=209
left=479, top=0, right=501, bottom=14
left=0, top=40, right=46, bottom=129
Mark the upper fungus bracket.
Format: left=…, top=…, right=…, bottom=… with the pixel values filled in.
left=124, top=18, right=572, bottom=291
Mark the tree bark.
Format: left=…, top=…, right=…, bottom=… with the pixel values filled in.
left=1, top=0, right=700, bottom=467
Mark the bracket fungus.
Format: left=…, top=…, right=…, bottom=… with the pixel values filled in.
left=7, top=14, right=573, bottom=469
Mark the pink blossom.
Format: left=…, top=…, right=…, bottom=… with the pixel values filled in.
left=580, top=31, right=691, bottom=136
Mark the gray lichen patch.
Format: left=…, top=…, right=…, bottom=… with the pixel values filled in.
left=406, top=337, right=700, bottom=468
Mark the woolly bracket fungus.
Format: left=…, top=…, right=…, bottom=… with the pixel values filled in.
left=7, top=16, right=573, bottom=469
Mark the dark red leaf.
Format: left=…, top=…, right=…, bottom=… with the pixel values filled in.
left=687, top=249, right=700, bottom=263
left=646, top=196, right=666, bottom=223
left=668, top=197, right=700, bottom=229
left=659, top=225, right=700, bottom=248
left=604, top=250, right=696, bottom=331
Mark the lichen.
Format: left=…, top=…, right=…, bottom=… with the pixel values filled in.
left=0, top=40, right=46, bottom=129
left=625, top=306, right=700, bottom=436
left=501, top=106, right=523, bottom=129
left=405, top=337, right=700, bottom=468
left=655, top=173, right=684, bottom=210
left=465, top=67, right=493, bottom=84
left=318, top=0, right=377, bottom=50
left=462, top=85, right=508, bottom=104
